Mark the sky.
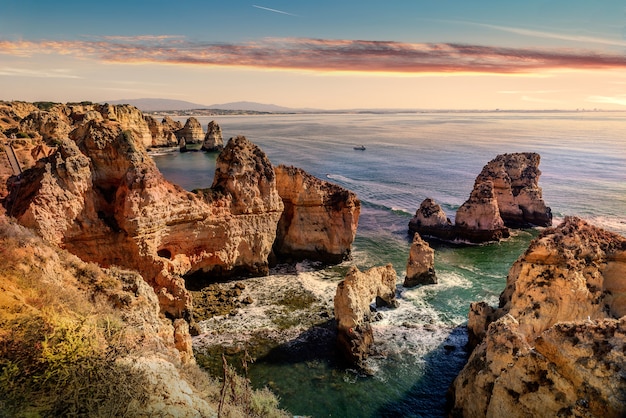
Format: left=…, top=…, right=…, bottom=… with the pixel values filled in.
left=2, top=0, right=626, bottom=110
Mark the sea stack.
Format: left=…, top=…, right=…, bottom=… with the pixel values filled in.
left=201, top=120, right=224, bottom=152
left=409, top=152, right=551, bottom=244
left=176, top=117, right=204, bottom=151
left=404, top=232, right=436, bottom=287
left=454, top=180, right=510, bottom=242
left=449, top=217, right=626, bottom=417
left=334, top=264, right=398, bottom=369
left=475, top=152, right=552, bottom=227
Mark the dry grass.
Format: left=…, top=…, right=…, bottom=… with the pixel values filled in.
left=0, top=216, right=290, bottom=417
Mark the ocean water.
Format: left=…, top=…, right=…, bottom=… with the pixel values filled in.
left=152, top=112, right=626, bottom=417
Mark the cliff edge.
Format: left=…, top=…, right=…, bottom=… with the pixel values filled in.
left=449, top=217, right=626, bottom=417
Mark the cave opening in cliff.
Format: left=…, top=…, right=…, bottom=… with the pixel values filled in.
left=157, top=248, right=172, bottom=259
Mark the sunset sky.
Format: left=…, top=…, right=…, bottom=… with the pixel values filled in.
left=2, top=0, right=626, bottom=110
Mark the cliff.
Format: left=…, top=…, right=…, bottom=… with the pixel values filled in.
left=274, top=165, right=360, bottom=263
left=450, top=217, right=626, bottom=417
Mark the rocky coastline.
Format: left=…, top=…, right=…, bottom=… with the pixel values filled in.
left=1, top=100, right=624, bottom=417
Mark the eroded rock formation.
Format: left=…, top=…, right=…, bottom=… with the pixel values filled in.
left=450, top=217, right=626, bottom=417
left=274, top=165, right=360, bottom=263
left=4, top=127, right=284, bottom=318
left=454, top=180, right=510, bottom=242
left=404, top=232, right=436, bottom=287
left=409, top=153, right=550, bottom=243
left=476, top=152, right=552, bottom=227
left=334, top=264, right=397, bottom=368
left=202, top=120, right=224, bottom=152
left=176, top=117, right=204, bottom=150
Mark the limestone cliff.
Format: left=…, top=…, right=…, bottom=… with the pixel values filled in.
left=274, top=165, right=360, bottom=263
left=404, top=232, right=436, bottom=287
left=450, top=217, right=626, bottom=417
left=4, top=126, right=283, bottom=318
left=334, top=264, right=397, bottom=368
left=0, top=216, right=215, bottom=416
left=145, top=115, right=178, bottom=147
left=202, top=120, right=224, bottom=152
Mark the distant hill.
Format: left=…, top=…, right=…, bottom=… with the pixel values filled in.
left=206, top=101, right=298, bottom=112
left=106, top=98, right=317, bottom=113
left=105, top=98, right=210, bottom=112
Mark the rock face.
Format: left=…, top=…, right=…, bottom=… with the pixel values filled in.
left=4, top=127, right=283, bottom=318
left=450, top=217, right=626, bottom=417
left=274, top=165, right=360, bottom=263
left=454, top=180, right=510, bottom=242
left=409, top=153, right=550, bottom=243
left=202, top=120, right=224, bottom=152
left=145, top=115, right=178, bottom=147
left=176, top=117, right=204, bottom=150
left=404, top=232, right=436, bottom=287
left=334, top=264, right=397, bottom=368
left=475, top=152, right=552, bottom=227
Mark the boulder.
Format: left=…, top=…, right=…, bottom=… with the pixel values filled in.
left=274, top=165, right=360, bottom=263
left=450, top=217, right=626, bottom=417
left=476, top=152, right=552, bottom=227
left=202, top=120, right=224, bottom=152
left=404, top=232, right=436, bottom=287
left=334, top=264, right=397, bottom=368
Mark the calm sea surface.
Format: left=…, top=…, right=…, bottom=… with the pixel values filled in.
left=153, top=112, right=626, bottom=417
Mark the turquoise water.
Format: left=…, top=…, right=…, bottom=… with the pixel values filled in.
left=153, top=112, right=626, bottom=417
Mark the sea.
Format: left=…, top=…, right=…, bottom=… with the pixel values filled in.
left=151, top=111, right=626, bottom=417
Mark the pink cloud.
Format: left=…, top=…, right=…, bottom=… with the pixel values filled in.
left=2, top=37, right=626, bottom=74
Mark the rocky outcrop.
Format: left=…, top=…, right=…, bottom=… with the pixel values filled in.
left=202, top=120, right=224, bottom=152
left=334, top=264, right=397, bottom=368
left=454, top=180, right=510, bottom=242
left=404, top=232, right=436, bottom=287
left=176, top=117, right=204, bottom=150
left=474, top=152, right=552, bottom=227
left=98, top=103, right=153, bottom=148
left=145, top=115, right=178, bottom=147
left=18, top=110, right=73, bottom=142
left=409, top=153, right=550, bottom=243
left=450, top=217, right=626, bottom=417
left=274, top=165, right=360, bottom=263
left=4, top=127, right=283, bottom=318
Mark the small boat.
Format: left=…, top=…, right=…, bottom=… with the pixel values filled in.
left=353, top=145, right=366, bottom=150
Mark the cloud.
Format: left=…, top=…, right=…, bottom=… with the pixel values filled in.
left=2, top=37, right=626, bottom=75
left=0, top=66, right=80, bottom=78
left=587, top=95, right=626, bottom=106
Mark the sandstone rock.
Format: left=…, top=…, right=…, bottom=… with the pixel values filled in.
left=404, top=232, right=436, bottom=287
left=202, top=120, right=224, bottom=152
left=4, top=126, right=283, bottom=318
left=176, top=117, right=204, bottom=150
left=450, top=217, right=626, bottom=417
left=408, top=198, right=455, bottom=241
left=97, top=103, right=153, bottom=148
left=274, top=165, right=360, bottom=263
left=455, top=180, right=510, bottom=243
left=18, top=110, right=73, bottom=143
left=476, top=152, right=552, bottom=227
left=145, top=115, right=178, bottom=147
left=334, top=264, right=397, bottom=368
